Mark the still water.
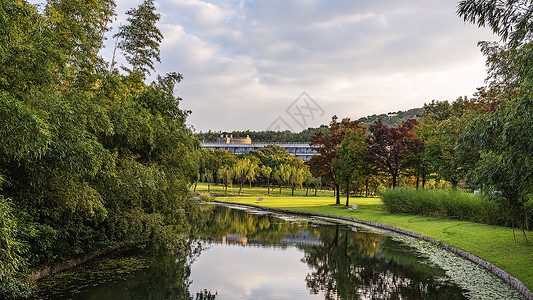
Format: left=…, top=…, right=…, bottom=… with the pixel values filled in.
left=36, top=204, right=524, bottom=299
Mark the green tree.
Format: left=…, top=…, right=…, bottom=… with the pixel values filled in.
left=338, top=128, right=367, bottom=206
left=115, top=0, right=163, bottom=77
left=0, top=196, right=31, bottom=299
left=458, top=0, right=533, bottom=48
left=233, top=158, right=258, bottom=194
left=199, top=148, right=220, bottom=193
left=0, top=2, right=201, bottom=296
left=273, top=164, right=291, bottom=194
left=288, top=164, right=307, bottom=196
left=217, top=166, right=233, bottom=194
left=457, top=0, right=533, bottom=239
left=45, top=0, right=116, bottom=88
left=259, top=166, right=273, bottom=194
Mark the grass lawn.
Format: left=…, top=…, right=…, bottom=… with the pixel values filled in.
left=195, top=183, right=533, bottom=291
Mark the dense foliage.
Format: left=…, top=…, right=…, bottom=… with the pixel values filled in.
left=456, top=0, right=533, bottom=238
left=0, top=0, right=199, bottom=297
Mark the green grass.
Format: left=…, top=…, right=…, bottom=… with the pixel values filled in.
left=205, top=185, right=533, bottom=291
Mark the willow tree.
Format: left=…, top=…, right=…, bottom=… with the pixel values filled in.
left=458, top=0, right=533, bottom=239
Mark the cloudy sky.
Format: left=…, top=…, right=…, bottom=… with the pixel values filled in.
left=105, top=0, right=497, bottom=132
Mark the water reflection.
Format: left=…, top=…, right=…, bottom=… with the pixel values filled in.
left=37, top=205, right=469, bottom=299
left=191, top=206, right=467, bottom=300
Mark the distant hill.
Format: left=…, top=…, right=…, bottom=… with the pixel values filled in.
left=195, top=107, right=423, bottom=143
left=358, top=107, right=423, bottom=128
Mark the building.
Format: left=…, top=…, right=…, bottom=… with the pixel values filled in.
left=216, top=134, right=252, bottom=144
left=201, top=135, right=316, bottom=161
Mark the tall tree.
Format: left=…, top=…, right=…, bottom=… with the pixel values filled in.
left=457, top=0, right=533, bottom=238
left=1, top=2, right=201, bottom=298
left=337, top=128, right=367, bottom=206
left=259, top=166, right=273, bottom=194
left=233, top=158, right=258, bottom=194
left=45, top=0, right=115, bottom=88
left=365, top=119, right=424, bottom=188
left=217, top=166, right=233, bottom=194
left=115, top=0, right=163, bottom=77
left=288, top=164, right=307, bottom=196
left=308, top=116, right=365, bottom=204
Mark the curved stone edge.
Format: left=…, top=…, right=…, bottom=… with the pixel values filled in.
left=214, top=200, right=533, bottom=300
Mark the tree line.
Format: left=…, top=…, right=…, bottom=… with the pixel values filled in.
left=194, top=108, right=423, bottom=143
left=195, top=145, right=322, bottom=196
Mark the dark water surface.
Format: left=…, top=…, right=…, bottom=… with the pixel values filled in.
left=35, top=205, right=521, bottom=299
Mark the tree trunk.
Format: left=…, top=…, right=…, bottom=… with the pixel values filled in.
left=335, top=184, right=340, bottom=204
left=345, top=189, right=350, bottom=206
left=365, top=178, right=369, bottom=197
left=194, top=182, right=197, bottom=192
left=239, top=178, right=244, bottom=194
left=208, top=183, right=210, bottom=193
left=392, top=173, right=397, bottom=188
left=306, top=186, right=309, bottom=196
left=267, top=179, right=270, bottom=195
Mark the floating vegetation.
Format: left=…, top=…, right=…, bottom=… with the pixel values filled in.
left=34, top=251, right=149, bottom=299
left=393, top=236, right=526, bottom=300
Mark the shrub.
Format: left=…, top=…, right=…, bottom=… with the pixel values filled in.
left=381, top=188, right=504, bottom=226
left=199, top=194, right=215, bottom=202
left=0, top=196, right=32, bottom=299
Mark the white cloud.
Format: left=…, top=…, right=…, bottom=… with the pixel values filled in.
left=103, top=0, right=497, bottom=131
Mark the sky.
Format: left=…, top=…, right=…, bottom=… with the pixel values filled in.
left=39, top=0, right=499, bottom=132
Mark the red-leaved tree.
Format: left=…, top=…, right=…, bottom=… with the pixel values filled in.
left=365, top=118, right=424, bottom=188
left=307, top=116, right=365, bottom=204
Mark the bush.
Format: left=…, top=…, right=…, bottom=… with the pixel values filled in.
left=0, top=196, right=32, bottom=299
left=381, top=188, right=504, bottom=226
left=199, top=194, right=215, bottom=202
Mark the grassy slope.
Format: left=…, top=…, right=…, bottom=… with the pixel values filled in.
left=194, top=183, right=533, bottom=290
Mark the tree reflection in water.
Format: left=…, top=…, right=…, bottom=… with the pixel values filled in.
left=303, top=224, right=466, bottom=300
left=204, top=206, right=466, bottom=300
left=37, top=205, right=468, bottom=299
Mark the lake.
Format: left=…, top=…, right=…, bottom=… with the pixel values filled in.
left=35, top=204, right=524, bottom=299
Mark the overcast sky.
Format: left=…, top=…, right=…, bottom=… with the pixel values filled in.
left=102, top=0, right=496, bottom=132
